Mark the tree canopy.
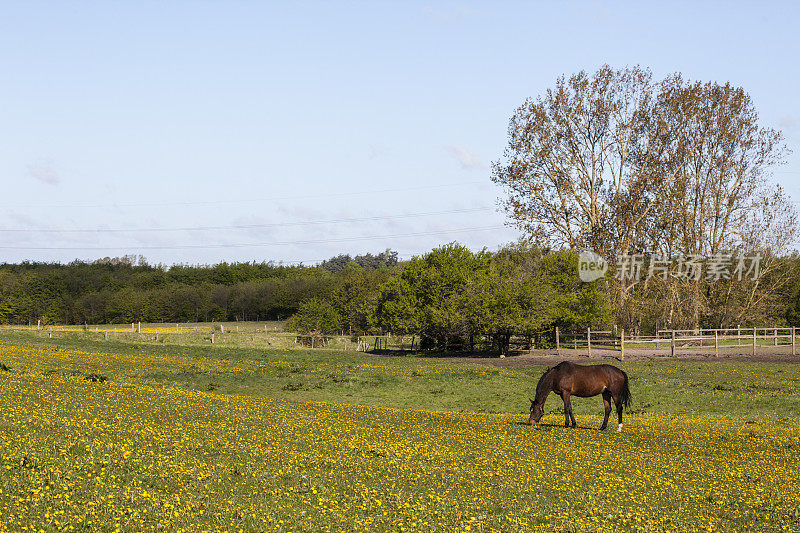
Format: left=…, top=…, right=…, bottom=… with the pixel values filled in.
left=374, top=243, right=609, bottom=352
left=492, top=65, right=797, bottom=329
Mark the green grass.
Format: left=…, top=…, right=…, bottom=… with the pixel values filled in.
left=2, top=329, right=799, bottom=421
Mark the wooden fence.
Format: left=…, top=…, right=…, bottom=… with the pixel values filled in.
left=553, top=326, right=797, bottom=360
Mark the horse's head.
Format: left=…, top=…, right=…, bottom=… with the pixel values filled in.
left=528, top=398, right=544, bottom=425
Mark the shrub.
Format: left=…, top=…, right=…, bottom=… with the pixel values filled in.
left=285, top=298, right=341, bottom=335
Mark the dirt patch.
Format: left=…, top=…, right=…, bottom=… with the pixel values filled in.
left=423, top=346, right=800, bottom=368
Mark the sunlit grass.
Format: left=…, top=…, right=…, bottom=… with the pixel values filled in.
left=1, top=333, right=800, bottom=531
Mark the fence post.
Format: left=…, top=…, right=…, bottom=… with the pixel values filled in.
left=211, top=333, right=215, bottom=344
left=587, top=327, right=592, bottom=358
left=138, top=322, right=141, bottom=333
left=671, top=330, right=675, bottom=357
left=774, top=327, right=778, bottom=347
left=737, top=324, right=741, bottom=346
left=37, top=319, right=40, bottom=331
left=620, top=329, right=625, bottom=361
left=714, top=329, right=718, bottom=357
left=752, top=327, right=756, bottom=355
left=655, top=329, right=659, bottom=349
left=555, top=326, right=560, bottom=354
left=793, top=326, right=796, bottom=356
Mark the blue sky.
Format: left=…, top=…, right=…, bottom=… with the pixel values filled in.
left=1, top=1, right=798, bottom=265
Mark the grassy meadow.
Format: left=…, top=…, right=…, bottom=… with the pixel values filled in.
left=1, top=328, right=799, bottom=531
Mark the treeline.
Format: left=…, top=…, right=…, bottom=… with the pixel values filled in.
left=0, top=251, right=397, bottom=325
left=3, top=244, right=800, bottom=352
left=0, top=245, right=606, bottom=353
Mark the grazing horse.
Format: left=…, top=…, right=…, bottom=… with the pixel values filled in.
left=528, top=361, right=631, bottom=431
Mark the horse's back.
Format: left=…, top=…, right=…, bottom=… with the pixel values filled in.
left=554, top=362, right=624, bottom=397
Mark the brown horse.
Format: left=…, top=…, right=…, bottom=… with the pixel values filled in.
left=528, top=361, right=631, bottom=431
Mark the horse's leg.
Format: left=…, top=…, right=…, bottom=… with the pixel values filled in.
left=600, top=391, right=612, bottom=430
left=563, top=393, right=576, bottom=428
left=569, top=397, right=577, bottom=428
left=614, top=393, right=623, bottom=432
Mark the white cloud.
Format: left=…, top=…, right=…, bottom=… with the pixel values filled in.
left=779, top=115, right=799, bottom=129
left=27, top=159, right=60, bottom=185
left=444, top=145, right=484, bottom=169
left=7, top=211, right=41, bottom=228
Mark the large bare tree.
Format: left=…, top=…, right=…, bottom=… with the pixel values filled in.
left=492, top=66, right=796, bottom=329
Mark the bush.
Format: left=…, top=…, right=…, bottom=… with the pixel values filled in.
left=285, top=299, right=341, bottom=335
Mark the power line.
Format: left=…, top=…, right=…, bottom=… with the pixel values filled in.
left=0, top=225, right=507, bottom=251
left=0, top=180, right=488, bottom=209
left=0, top=207, right=493, bottom=233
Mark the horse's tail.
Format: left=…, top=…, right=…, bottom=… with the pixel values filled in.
left=618, top=369, right=632, bottom=411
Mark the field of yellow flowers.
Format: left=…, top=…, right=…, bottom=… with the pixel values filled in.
left=1, top=335, right=800, bottom=532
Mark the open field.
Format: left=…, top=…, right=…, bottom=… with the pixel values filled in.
left=0, top=323, right=393, bottom=352
left=1, top=330, right=800, bottom=531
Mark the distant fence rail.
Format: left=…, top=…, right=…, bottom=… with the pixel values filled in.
left=0, top=321, right=414, bottom=353
left=1, top=322, right=797, bottom=359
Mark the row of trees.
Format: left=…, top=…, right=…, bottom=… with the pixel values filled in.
left=3, top=243, right=800, bottom=350
left=0, top=244, right=609, bottom=353
left=0, top=256, right=393, bottom=326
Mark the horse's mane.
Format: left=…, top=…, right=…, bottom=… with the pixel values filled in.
left=534, top=367, right=554, bottom=403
